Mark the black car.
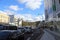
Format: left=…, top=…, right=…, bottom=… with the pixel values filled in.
left=0, top=30, right=18, bottom=40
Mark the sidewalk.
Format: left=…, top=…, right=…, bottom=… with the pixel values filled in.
left=40, top=30, right=56, bottom=40
left=45, top=29, right=60, bottom=40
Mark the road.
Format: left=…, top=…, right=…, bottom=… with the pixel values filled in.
left=23, top=28, right=44, bottom=40
left=40, top=30, right=56, bottom=40
left=0, top=28, right=44, bottom=40
left=29, top=29, right=44, bottom=40
left=17, top=28, right=44, bottom=40
left=24, top=33, right=32, bottom=40
left=10, top=29, right=60, bottom=40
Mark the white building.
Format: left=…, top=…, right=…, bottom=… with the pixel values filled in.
left=44, top=0, right=53, bottom=22
left=9, top=15, right=22, bottom=27
left=44, top=0, right=60, bottom=22
left=9, top=15, right=15, bottom=25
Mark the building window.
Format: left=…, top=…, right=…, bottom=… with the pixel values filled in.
left=59, top=0, right=60, bottom=4
left=52, top=0, right=56, bottom=11
left=58, top=13, right=60, bottom=18
left=54, top=0, right=55, bottom=3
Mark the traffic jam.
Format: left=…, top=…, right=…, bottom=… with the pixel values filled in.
left=0, top=25, right=35, bottom=40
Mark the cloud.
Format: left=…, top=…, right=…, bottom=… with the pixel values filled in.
left=0, top=10, right=7, bottom=14
left=18, top=0, right=43, bottom=10
left=4, top=10, right=17, bottom=15
left=15, top=14, right=33, bottom=21
left=9, top=5, right=19, bottom=11
left=9, top=5, right=23, bottom=11
left=0, top=10, right=16, bottom=15
left=0, top=10, right=45, bottom=22
left=15, top=13, right=45, bottom=22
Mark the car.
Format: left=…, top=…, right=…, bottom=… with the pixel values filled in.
left=0, top=25, right=4, bottom=30
left=0, top=30, right=24, bottom=40
left=0, top=30, right=17, bottom=40
left=17, top=27, right=25, bottom=33
left=24, top=27, right=33, bottom=34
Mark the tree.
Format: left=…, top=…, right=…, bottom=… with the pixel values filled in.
left=36, top=21, right=40, bottom=27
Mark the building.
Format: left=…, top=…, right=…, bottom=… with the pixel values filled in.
left=9, top=15, right=14, bottom=24
left=55, top=0, right=60, bottom=21
left=14, top=17, right=18, bottom=26
left=44, top=0, right=60, bottom=22
left=9, top=15, right=22, bottom=27
left=0, top=13, right=9, bottom=24
left=44, top=0, right=53, bottom=22
left=14, top=17, right=22, bottom=27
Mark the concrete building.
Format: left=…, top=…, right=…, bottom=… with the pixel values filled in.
left=9, top=15, right=14, bottom=25
left=0, top=13, right=22, bottom=27
left=55, top=0, right=60, bottom=21
left=0, top=13, right=9, bottom=24
left=44, top=0, right=53, bottom=22
left=9, top=15, right=22, bottom=27
left=14, top=17, right=22, bottom=27
left=14, top=17, right=18, bottom=26
left=44, top=0, right=60, bottom=22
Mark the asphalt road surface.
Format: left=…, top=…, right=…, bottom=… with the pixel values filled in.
left=0, top=28, right=44, bottom=40
left=24, top=33, right=32, bottom=40
left=23, top=28, right=44, bottom=40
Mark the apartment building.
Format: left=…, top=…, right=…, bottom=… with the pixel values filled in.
left=44, top=0, right=60, bottom=22
left=0, top=13, right=9, bottom=24
left=44, top=0, right=53, bottom=22
left=0, top=13, right=22, bottom=26
left=9, top=15, right=22, bottom=27
left=14, top=17, right=22, bottom=27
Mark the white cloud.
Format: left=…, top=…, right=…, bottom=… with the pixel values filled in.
left=0, top=10, right=16, bottom=15
left=15, top=13, right=45, bottom=22
left=0, top=10, right=45, bottom=22
left=15, top=14, right=33, bottom=21
left=9, top=5, right=19, bottom=11
left=4, top=10, right=16, bottom=15
left=35, top=14, right=45, bottom=21
left=9, top=5, right=23, bottom=11
left=0, top=10, right=7, bottom=14
left=18, top=0, right=43, bottom=10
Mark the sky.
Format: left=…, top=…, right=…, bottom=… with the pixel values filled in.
left=0, top=0, right=45, bottom=22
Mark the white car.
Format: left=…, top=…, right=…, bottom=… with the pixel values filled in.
left=24, top=27, right=33, bottom=33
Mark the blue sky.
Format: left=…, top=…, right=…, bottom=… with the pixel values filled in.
left=0, top=0, right=45, bottom=22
